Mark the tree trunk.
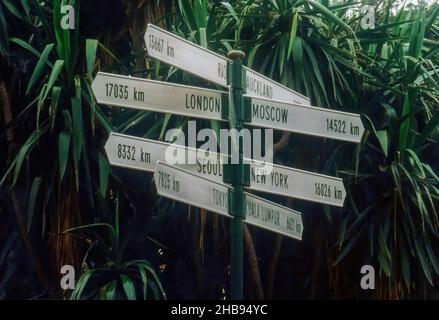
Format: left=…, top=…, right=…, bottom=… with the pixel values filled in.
left=243, top=224, right=264, bottom=299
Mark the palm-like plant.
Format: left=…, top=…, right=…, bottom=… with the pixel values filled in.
left=219, top=0, right=364, bottom=108
left=1, top=0, right=438, bottom=300
left=0, top=0, right=101, bottom=290
left=66, top=195, right=165, bottom=300
left=0, top=0, right=164, bottom=298
left=332, top=3, right=439, bottom=298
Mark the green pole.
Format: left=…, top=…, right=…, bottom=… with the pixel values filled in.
left=226, top=50, right=247, bottom=300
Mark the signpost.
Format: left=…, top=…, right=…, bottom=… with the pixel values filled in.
left=91, top=72, right=224, bottom=121
left=90, top=23, right=367, bottom=300
left=247, top=96, right=365, bottom=143
left=104, top=132, right=223, bottom=174
left=154, top=161, right=230, bottom=218
left=245, top=190, right=302, bottom=241
left=249, top=161, right=346, bottom=207
left=154, top=161, right=303, bottom=241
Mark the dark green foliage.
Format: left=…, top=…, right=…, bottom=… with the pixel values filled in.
left=0, top=0, right=438, bottom=299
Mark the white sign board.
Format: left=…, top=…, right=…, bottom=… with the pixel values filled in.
left=245, top=192, right=303, bottom=240
left=247, top=96, right=364, bottom=143
left=249, top=161, right=346, bottom=207
left=154, top=161, right=230, bottom=217
left=144, top=24, right=310, bottom=106
left=91, top=72, right=224, bottom=121
left=104, top=132, right=222, bottom=173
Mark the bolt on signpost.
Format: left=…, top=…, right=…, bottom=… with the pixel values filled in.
left=224, top=50, right=249, bottom=300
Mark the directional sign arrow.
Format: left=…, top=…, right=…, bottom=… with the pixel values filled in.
left=249, top=161, right=346, bottom=207
left=104, top=132, right=222, bottom=173
left=246, top=96, right=365, bottom=143
left=154, top=162, right=303, bottom=240
left=245, top=192, right=303, bottom=241
left=105, top=133, right=346, bottom=207
left=91, top=72, right=224, bottom=121
left=144, top=24, right=310, bottom=106
left=154, top=161, right=230, bottom=217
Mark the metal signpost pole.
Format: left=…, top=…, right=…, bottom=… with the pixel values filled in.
left=225, top=50, right=249, bottom=300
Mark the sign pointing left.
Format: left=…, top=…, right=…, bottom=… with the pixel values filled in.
left=104, top=132, right=222, bottom=173
left=145, top=24, right=229, bottom=88
left=91, top=72, right=224, bottom=120
left=154, top=161, right=230, bottom=217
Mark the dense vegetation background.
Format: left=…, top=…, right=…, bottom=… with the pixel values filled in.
left=0, top=0, right=438, bottom=299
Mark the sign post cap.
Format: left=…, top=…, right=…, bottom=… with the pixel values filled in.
left=227, top=50, right=245, bottom=61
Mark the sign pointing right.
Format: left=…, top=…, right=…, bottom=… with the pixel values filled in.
left=247, top=96, right=365, bottom=143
